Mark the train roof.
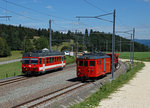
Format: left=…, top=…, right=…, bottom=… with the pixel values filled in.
left=77, top=52, right=110, bottom=59
left=23, top=50, right=65, bottom=57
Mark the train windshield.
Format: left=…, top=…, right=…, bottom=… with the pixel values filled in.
left=89, top=61, right=95, bottom=66
left=22, top=58, right=30, bottom=64
left=78, top=61, right=83, bottom=66
left=31, top=58, right=38, bottom=64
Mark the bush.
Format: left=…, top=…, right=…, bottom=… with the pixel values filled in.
left=0, top=37, right=11, bottom=57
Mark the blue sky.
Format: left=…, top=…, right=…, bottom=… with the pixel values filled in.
left=0, top=0, right=150, bottom=39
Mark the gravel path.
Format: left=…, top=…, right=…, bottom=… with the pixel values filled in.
left=97, top=62, right=150, bottom=108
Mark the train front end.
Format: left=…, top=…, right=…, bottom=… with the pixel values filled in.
left=22, top=53, right=40, bottom=75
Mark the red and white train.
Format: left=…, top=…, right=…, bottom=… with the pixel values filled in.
left=76, top=52, right=119, bottom=79
left=22, top=50, right=65, bottom=75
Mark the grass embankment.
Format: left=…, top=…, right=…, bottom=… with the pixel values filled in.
left=0, top=55, right=76, bottom=79
left=0, top=62, right=22, bottom=79
left=0, top=51, right=22, bottom=62
left=71, top=62, right=145, bottom=108
left=65, top=55, right=76, bottom=64
left=120, top=52, right=150, bottom=62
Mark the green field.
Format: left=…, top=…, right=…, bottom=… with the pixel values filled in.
left=0, top=51, right=22, bottom=62
left=119, top=52, right=150, bottom=62
left=0, top=56, right=76, bottom=79
left=0, top=62, right=22, bottom=79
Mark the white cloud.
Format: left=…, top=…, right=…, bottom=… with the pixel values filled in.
left=144, top=0, right=150, bottom=2
left=46, top=5, right=52, bottom=9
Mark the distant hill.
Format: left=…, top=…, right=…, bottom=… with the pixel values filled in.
left=135, top=39, right=150, bottom=48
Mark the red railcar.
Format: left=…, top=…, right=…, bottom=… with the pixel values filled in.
left=106, top=53, right=119, bottom=68
left=76, top=52, right=119, bottom=79
left=22, top=50, right=65, bottom=75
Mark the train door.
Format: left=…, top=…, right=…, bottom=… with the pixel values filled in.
left=104, top=59, right=106, bottom=73
left=43, top=57, right=45, bottom=71
left=62, top=56, right=64, bottom=67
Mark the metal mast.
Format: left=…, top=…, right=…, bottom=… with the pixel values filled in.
left=49, top=20, right=52, bottom=51
left=111, top=9, right=116, bottom=80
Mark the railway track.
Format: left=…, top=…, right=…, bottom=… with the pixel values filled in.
left=13, top=82, right=89, bottom=108
left=0, top=64, right=76, bottom=87
left=0, top=76, right=28, bottom=86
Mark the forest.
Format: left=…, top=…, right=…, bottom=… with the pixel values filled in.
left=0, top=24, right=149, bottom=57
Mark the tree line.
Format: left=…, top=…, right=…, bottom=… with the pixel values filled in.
left=0, top=24, right=149, bottom=57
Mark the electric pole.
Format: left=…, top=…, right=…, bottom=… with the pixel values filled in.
left=111, top=9, right=116, bottom=80
left=132, top=28, right=135, bottom=68
left=130, top=34, right=132, bottom=65
left=0, top=16, right=11, bottom=21
left=120, top=37, right=121, bottom=58
left=106, top=40, right=108, bottom=52
left=49, top=20, right=52, bottom=51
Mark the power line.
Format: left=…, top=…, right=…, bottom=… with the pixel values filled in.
left=83, top=0, right=108, bottom=13
left=82, top=0, right=132, bottom=30
left=0, top=6, right=43, bottom=21
left=1, top=0, right=76, bottom=22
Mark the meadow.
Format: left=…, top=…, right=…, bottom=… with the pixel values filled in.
left=119, top=52, right=150, bottom=62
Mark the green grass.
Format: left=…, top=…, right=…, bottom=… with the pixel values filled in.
left=0, top=51, right=22, bottom=62
left=71, top=62, right=145, bottom=108
left=0, top=61, right=22, bottom=79
left=65, top=55, right=76, bottom=64
left=120, top=52, right=150, bottom=62
left=0, top=55, right=76, bottom=79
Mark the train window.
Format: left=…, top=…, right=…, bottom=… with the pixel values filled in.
left=50, top=57, right=51, bottom=63
left=78, top=61, right=83, bottom=66
left=39, top=58, right=42, bottom=64
left=62, top=57, right=63, bottom=61
left=31, top=58, right=38, bottom=64
left=47, top=58, right=49, bottom=64
left=43, top=58, right=45, bottom=64
left=55, top=57, right=56, bottom=62
left=84, top=61, right=88, bottom=67
left=22, top=58, right=30, bottom=64
left=89, top=61, right=95, bottom=66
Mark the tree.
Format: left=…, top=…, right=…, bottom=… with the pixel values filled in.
left=0, top=37, right=11, bottom=57
left=24, top=38, right=34, bottom=52
left=34, top=37, right=48, bottom=50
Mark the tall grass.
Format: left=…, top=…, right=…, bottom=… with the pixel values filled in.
left=71, top=62, right=144, bottom=108
left=120, top=52, right=150, bottom=62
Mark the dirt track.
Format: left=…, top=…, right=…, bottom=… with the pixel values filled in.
left=97, top=62, right=150, bottom=108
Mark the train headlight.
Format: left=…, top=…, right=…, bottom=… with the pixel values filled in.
left=78, top=69, right=81, bottom=71
left=34, top=67, right=37, bottom=70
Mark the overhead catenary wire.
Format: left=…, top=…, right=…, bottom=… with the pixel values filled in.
left=0, top=6, right=44, bottom=22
